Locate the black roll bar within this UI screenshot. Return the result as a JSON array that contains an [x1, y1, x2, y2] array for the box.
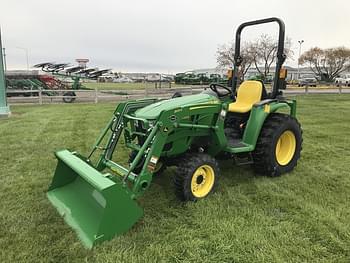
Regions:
[[232, 17, 286, 99]]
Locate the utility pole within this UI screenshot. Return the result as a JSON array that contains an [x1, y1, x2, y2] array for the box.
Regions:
[[0, 28, 10, 117], [2, 47, 6, 72], [297, 40, 304, 80]]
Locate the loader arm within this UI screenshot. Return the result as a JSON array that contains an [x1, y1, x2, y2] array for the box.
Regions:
[[93, 99, 225, 198]]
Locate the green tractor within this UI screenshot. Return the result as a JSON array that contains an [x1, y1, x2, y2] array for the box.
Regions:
[[181, 72, 196, 84], [174, 72, 186, 84], [209, 73, 222, 83], [47, 17, 302, 248]]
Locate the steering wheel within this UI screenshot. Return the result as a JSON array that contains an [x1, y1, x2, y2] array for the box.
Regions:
[[209, 83, 232, 97]]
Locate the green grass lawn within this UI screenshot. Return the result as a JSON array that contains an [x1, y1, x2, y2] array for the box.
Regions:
[[1, 95, 350, 262]]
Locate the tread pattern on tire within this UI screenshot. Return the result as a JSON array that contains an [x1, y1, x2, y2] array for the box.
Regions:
[[252, 113, 303, 177], [174, 153, 219, 201]]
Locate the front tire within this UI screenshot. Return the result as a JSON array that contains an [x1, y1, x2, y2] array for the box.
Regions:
[[174, 153, 219, 201], [252, 113, 302, 176]]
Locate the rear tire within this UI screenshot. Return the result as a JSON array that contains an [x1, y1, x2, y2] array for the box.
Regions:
[[252, 113, 302, 177], [174, 153, 219, 201]]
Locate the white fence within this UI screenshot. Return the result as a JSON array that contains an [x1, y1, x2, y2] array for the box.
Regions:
[[6, 87, 200, 105], [6, 86, 350, 105]]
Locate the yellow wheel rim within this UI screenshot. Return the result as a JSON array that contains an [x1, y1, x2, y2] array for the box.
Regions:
[[191, 165, 215, 198], [275, 130, 296, 165]]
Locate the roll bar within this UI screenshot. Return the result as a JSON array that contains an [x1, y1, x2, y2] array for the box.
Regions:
[[232, 17, 286, 99]]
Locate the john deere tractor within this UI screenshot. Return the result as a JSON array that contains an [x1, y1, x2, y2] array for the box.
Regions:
[[47, 17, 302, 248]]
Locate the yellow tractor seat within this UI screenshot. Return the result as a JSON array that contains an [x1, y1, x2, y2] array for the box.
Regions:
[[228, 80, 263, 113]]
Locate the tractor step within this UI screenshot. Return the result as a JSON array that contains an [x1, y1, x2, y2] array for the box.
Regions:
[[227, 138, 246, 148], [233, 152, 254, 166]]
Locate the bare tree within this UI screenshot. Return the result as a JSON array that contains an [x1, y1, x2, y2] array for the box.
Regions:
[[216, 42, 256, 80], [216, 34, 292, 80], [253, 34, 293, 79], [299, 47, 350, 82], [216, 43, 234, 68]]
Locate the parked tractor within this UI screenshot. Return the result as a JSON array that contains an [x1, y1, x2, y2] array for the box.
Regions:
[[174, 72, 186, 84], [47, 17, 303, 248]]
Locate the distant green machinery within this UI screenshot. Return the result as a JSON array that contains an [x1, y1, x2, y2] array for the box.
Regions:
[[5, 62, 110, 103], [33, 63, 110, 102], [6, 74, 59, 97], [175, 72, 227, 85], [248, 73, 274, 83], [47, 17, 302, 248]]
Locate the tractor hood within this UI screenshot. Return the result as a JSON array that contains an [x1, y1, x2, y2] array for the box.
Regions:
[[134, 93, 220, 119]]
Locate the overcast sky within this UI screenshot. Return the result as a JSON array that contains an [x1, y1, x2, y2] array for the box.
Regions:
[[1, 0, 349, 73]]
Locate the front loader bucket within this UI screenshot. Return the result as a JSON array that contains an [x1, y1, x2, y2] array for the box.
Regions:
[[47, 150, 143, 248]]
